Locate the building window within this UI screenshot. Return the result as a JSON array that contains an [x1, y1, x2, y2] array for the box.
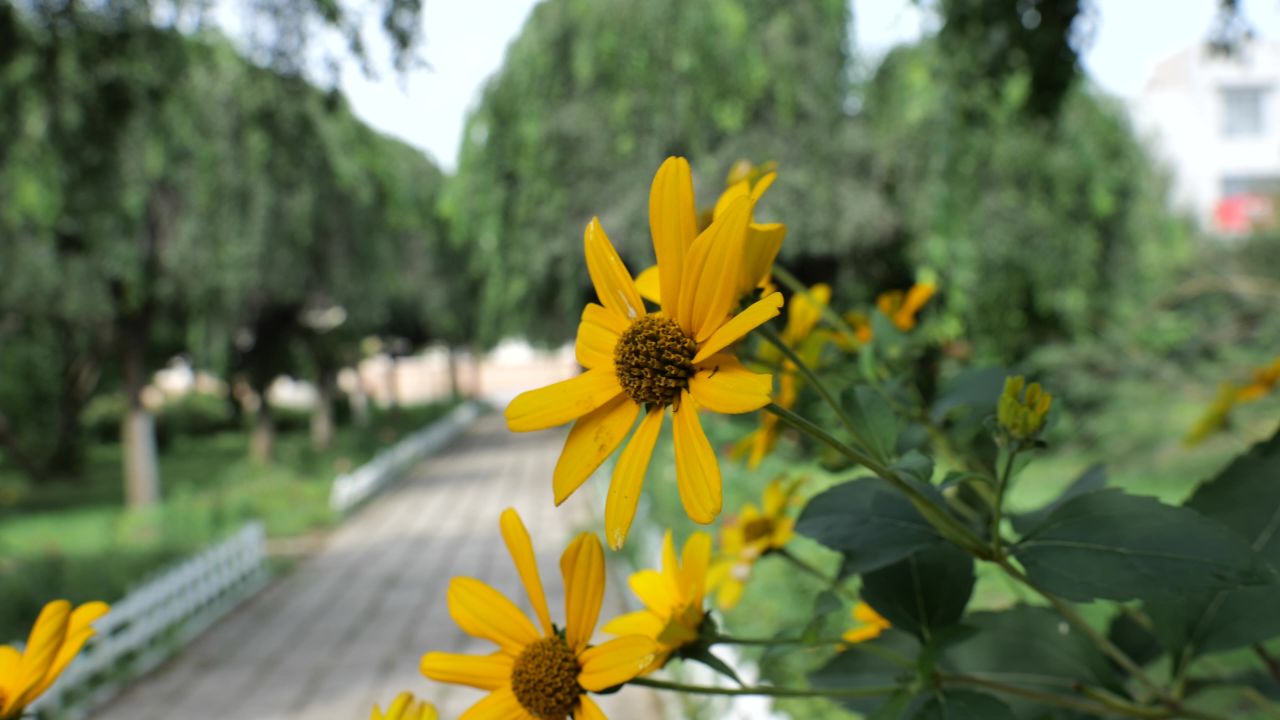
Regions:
[[1222, 86, 1268, 138]]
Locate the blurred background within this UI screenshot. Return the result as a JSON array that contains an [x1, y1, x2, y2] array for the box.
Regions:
[[2, 0, 1280, 717]]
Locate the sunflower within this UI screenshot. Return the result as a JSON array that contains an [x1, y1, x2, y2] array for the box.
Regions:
[[372, 693, 438, 720], [707, 478, 801, 609], [505, 157, 785, 549], [634, 159, 786, 306], [876, 282, 935, 332], [842, 603, 892, 645], [733, 284, 831, 469], [0, 599, 109, 719], [420, 509, 657, 720], [603, 530, 712, 673]]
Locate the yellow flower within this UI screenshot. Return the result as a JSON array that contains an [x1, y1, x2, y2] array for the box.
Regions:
[[996, 376, 1052, 440], [876, 282, 935, 332], [734, 284, 831, 469], [830, 310, 874, 352], [505, 157, 785, 549], [604, 531, 712, 673], [0, 599, 109, 719], [707, 478, 800, 609], [1238, 356, 1280, 402], [420, 509, 657, 720], [371, 692, 438, 720], [635, 160, 786, 306], [842, 603, 891, 645]]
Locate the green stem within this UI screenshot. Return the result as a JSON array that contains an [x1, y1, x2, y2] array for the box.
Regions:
[[764, 403, 990, 558], [630, 676, 903, 699], [939, 673, 1165, 719], [755, 323, 868, 456], [710, 633, 915, 668], [991, 448, 1017, 557]]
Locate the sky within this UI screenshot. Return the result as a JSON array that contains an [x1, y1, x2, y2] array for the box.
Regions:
[[329, 0, 1280, 171]]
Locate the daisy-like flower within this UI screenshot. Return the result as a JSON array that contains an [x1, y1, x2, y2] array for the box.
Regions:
[[876, 282, 935, 332], [842, 602, 892, 645], [634, 159, 786, 306], [420, 509, 657, 720], [1, 599, 109, 719], [505, 158, 785, 549], [603, 530, 712, 673], [707, 478, 801, 609], [734, 284, 831, 469], [372, 692, 438, 720]]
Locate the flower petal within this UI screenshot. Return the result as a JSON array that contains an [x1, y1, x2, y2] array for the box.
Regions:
[[692, 291, 784, 364], [602, 610, 666, 639], [578, 635, 659, 691], [7, 599, 71, 712], [739, 223, 786, 295], [672, 394, 722, 524], [678, 196, 751, 342], [554, 396, 638, 506], [27, 601, 109, 701], [627, 569, 678, 614], [603, 408, 663, 550], [680, 532, 713, 607], [499, 509, 554, 636], [649, 157, 698, 319], [688, 354, 772, 415], [575, 311, 621, 370], [561, 533, 606, 652], [447, 577, 540, 652], [785, 283, 830, 343], [585, 217, 644, 321], [419, 652, 512, 691], [457, 686, 526, 720], [582, 302, 630, 336], [633, 265, 662, 305], [505, 367, 622, 432], [576, 696, 608, 720]]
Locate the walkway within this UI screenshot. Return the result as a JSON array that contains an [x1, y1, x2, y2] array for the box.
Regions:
[[96, 414, 663, 720]]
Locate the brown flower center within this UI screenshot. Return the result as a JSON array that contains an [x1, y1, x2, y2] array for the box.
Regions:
[[742, 517, 775, 544], [511, 636, 582, 719], [613, 315, 697, 408]]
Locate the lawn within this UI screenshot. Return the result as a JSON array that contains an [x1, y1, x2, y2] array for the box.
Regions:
[[0, 401, 456, 641]]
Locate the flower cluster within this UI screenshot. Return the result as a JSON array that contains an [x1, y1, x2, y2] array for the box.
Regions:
[[996, 375, 1053, 441]]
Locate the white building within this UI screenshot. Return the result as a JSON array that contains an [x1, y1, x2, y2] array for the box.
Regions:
[[1132, 38, 1280, 232]]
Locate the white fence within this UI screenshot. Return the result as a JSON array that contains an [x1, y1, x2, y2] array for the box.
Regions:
[[328, 401, 481, 514], [29, 521, 268, 719]]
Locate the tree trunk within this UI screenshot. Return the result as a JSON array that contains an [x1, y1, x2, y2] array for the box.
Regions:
[[310, 368, 335, 450], [447, 346, 462, 401], [350, 373, 371, 427], [385, 356, 400, 421], [121, 328, 159, 508], [250, 401, 275, 464]]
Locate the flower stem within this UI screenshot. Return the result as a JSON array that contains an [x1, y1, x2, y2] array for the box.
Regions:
[[711, 633, 915, 668], [991, 448, 1018, 556], [938, 673, 1168, 719], [776, 548, 858, 603], [630, 676, 903, 699]]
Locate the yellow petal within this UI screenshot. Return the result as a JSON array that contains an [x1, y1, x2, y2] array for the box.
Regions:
[[505, 367, 622, 432], [577, 696, 608, 720], [715, 577, 745, 610], [628, 569, 678, 614], [602, 610, 666, 639], [584, 217, 645, 321], [555, 396, 638, 506], [457, 686, 525, 720], [561, 533, 606, 652], [786, 283, 831, 343], [750, 171, 777, 202], [688, 354, 772, 415], [692, 292, 784, 364], [649, 157, 698, 320], [447, 577, 540, 653], [582, 302, 629, 336], [680, 532, 713, 607], [660, 531, 680, 581], [575, 311, 621, 369], [7, 599, 71, 712], [673, 395, 722, 524], [842, 625, 884, 644], [679, 196, 751, 342], [604, 408, 663, 549], [634, 265, 662, 305], [26, 601, 109, 702], [375, 692, 414, 720], [739, 223, 786, 294], [499, 509, 554, 636], [712, 179, 751, 221], [577, 635, 658, 691], [419, 652, 512, 691]]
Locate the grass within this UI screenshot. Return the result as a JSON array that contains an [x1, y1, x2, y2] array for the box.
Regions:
[[633, 357, 1280, 720], [0, 401, 456, 641]]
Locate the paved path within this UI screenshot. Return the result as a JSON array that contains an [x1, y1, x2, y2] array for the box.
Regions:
[[97, 414, 663, 720]]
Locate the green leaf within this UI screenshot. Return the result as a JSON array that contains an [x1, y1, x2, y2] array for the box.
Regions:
[[893, 450, 936, 485], [809, 631, 918, 715], [1107, 610, 1164, 669], [1013, 488, 1273, 602], [1010, 463, 1107, 534], [843, 384, 901, 462], [1144, 430, 1280, 656], [796, 478, 946, 573], [944, 606, 1122, 694], [862, 545, 975, 642], [906, 689, 1018, 720], [929, 366, 1008, 425]]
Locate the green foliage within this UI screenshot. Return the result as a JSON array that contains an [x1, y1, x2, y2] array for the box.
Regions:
[[797, 478, 945, 574], [860, 545, 975, 643]]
